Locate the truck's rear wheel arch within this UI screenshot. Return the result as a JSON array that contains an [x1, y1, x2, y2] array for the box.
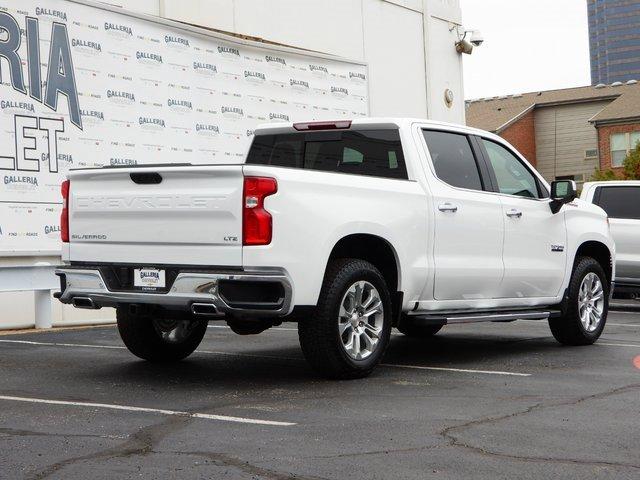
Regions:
[[326, 234, 402, 320], [574, 241, 613, 285], [327, 235, 400, 291]]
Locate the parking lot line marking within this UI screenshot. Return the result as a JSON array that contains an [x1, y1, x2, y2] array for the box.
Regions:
[[607, 323, 640, 327], [5, 338, 637, 372], [0, 395, 295, 427], [210, 324, 407, 337], [208, 325, 298, 332], [197, 349, 300, 361], [0, 339, 125, 349], [599, 342, 640, 348], [380, 363, 531, 376], [0, 339, 301, 360]]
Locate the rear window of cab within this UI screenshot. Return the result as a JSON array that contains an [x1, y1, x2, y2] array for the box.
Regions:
[[245, 129, 408, 180]]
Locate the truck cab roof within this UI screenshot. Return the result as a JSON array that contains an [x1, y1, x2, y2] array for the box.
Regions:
[[253, 117, 500, 142]]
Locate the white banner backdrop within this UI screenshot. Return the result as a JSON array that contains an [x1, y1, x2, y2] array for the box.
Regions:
[[0, 0, 369, 255]]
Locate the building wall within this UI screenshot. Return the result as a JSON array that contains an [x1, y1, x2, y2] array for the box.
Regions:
[[120, 0, 466, 123], [596, 122, 640, 172], [533, 101, 609, 183], [588, 0, 640, 84], [0, 0, 467, 330], [499, 110, 537, 167], [0, 290, 114, 330]]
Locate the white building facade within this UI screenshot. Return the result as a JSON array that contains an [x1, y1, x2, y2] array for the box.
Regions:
[[119, 0, 466, 122], [0, 0, 465, 329]]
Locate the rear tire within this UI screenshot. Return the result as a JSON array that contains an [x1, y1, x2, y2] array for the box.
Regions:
[[116, 306, 207, 362], [549, 257, 609, 346], [298, 259, 392, 379], [397, 322, 443, 338]]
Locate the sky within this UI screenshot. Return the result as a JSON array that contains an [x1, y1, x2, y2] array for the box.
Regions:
[[459, 0, 591, 99]]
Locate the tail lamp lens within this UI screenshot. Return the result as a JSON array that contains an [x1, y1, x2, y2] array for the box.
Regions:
[[60, 180, 70, 243], [243, 176, 277, 245]]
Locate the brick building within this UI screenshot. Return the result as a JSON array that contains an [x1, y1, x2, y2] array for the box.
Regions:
[[466, 82, 640, 184]]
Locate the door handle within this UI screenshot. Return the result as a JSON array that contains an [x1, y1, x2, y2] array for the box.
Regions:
[[506, 209, 523, 218], [438, 203, 458, 213]]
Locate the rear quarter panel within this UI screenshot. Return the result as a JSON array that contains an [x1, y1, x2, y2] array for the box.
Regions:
[[242, 164, 429, 307]]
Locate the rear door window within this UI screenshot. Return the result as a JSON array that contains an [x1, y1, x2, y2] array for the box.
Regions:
[[246, 129, 408, 180], [422, 130, 484, 191], [594, 186, 640, 220]]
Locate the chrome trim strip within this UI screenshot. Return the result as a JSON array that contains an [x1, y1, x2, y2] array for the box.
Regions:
[[55, 267, 293, 317], [408, 310, 551, 326], [445, 311, 550, 323]]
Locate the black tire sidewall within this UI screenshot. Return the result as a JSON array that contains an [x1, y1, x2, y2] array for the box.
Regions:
[[326, 262, 393, 371], [550, 257, 610, 345], [117, 306, 207, 361], [570, 259, 609, 339]]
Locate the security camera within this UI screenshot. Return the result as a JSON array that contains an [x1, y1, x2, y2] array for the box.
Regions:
[[469, 30, 484, 47], [455, 38, 474, 55]]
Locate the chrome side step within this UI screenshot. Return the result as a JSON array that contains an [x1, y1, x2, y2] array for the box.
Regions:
[[407, 310, 557, 327]]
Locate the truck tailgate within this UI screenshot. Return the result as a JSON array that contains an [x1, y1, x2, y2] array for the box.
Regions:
[[67, 165, 244, 266]]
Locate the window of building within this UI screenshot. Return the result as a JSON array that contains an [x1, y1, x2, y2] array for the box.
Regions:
[[585, 148, 598, 160], [610, 131, 640, 167], [556, 174, 584, 182]]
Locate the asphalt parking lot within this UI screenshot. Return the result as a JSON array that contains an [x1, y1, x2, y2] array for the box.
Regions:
[[0, 308, 639, 480]]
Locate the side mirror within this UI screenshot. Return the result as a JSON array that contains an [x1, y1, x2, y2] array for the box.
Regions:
[[549, 180, 577, 214]]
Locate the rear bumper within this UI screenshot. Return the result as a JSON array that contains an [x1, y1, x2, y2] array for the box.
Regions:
[[54, 266, 293, 317]]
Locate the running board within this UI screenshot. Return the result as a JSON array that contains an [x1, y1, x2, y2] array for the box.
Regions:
[[407, 310, 558, 327]]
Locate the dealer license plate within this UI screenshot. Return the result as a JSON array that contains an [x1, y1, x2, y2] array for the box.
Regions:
[[133, 268, 166, 289]]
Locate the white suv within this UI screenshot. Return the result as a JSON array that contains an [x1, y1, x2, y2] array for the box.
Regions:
[[55, 119, 615, 378], [582, 181, 640, 298]]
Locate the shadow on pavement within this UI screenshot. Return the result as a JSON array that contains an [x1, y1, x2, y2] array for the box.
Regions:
[[70, 329, 565, 388]]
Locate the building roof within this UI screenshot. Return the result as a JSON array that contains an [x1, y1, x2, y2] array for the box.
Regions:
[[466, 82, 640, 132]]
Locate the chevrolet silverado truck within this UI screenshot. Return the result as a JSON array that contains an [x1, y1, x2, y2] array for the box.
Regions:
[[55, 118, 615, 379]]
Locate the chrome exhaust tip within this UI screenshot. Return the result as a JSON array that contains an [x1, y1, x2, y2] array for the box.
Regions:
[[191, 303, 221, 316], [72, 297, 98, 309]]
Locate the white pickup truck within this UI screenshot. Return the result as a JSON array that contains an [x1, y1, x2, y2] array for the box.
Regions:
[[581, 181, 640, 298], [55, 118, 615, 378]]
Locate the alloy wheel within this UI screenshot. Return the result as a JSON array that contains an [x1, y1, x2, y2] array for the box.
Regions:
[[578, 272, 605, 333], [153, 318, 200, 344], [338, 281, 384, 360]]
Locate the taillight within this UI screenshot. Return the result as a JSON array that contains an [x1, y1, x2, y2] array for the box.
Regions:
[[60, 180, 70, 243], [243, 176, 277, 246]]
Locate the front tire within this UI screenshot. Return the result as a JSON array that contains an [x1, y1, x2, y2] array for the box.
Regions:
[[298, 259, 392, 379], [549, 257, 609, 346], [117, 306, 207, 362]]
